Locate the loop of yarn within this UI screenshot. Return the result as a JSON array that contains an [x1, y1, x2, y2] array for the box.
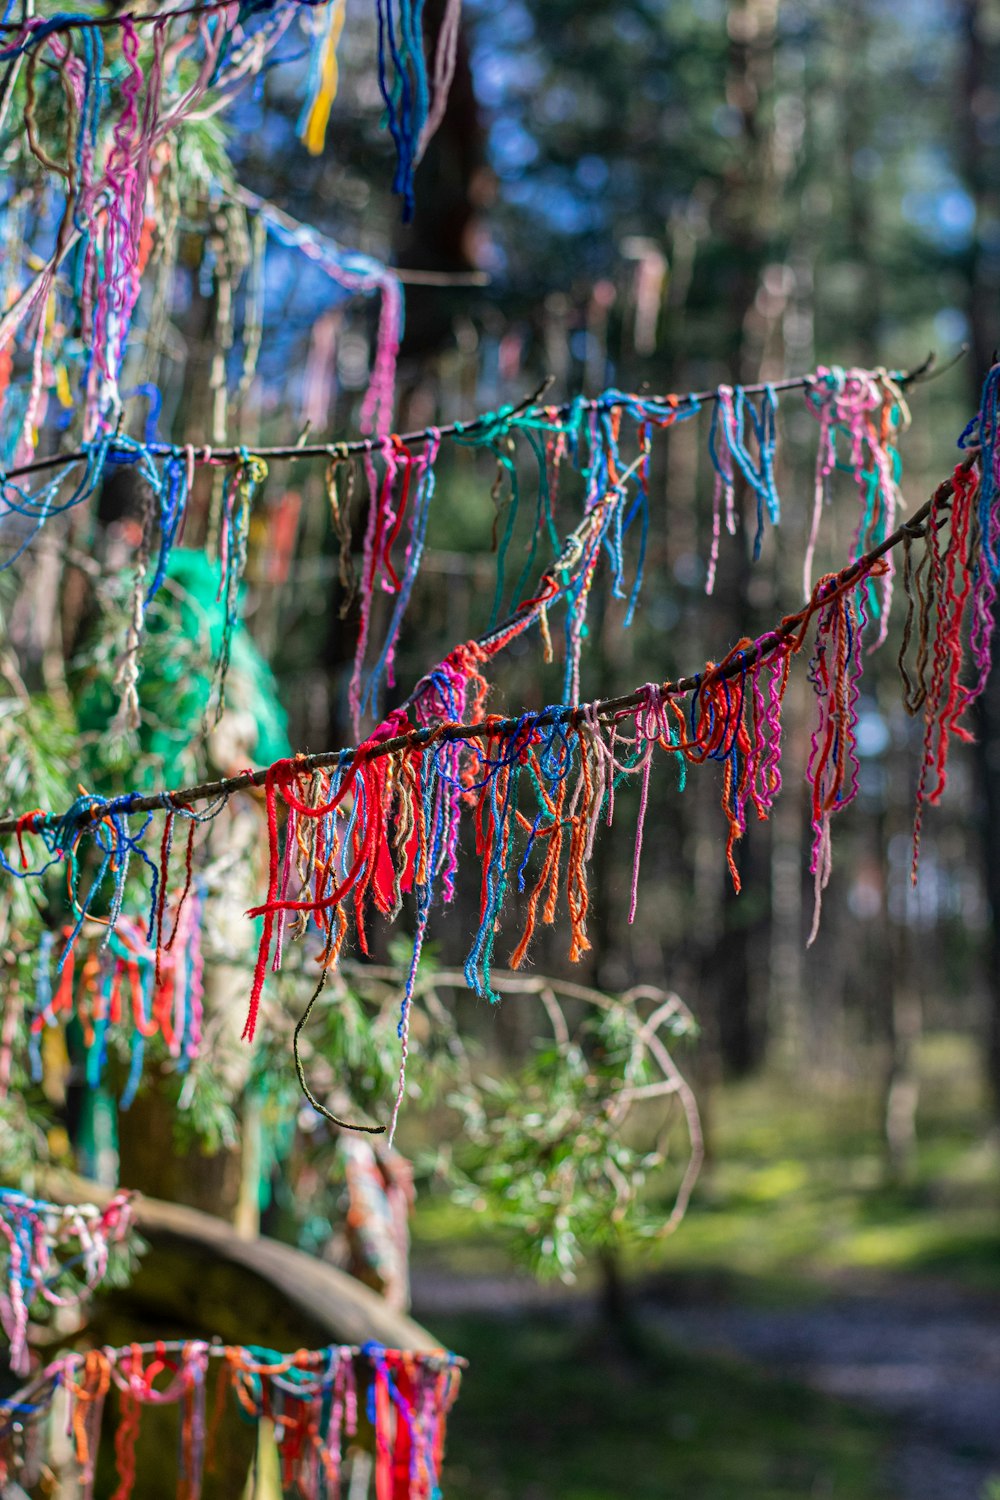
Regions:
[[0, 1189, 135, 1375]]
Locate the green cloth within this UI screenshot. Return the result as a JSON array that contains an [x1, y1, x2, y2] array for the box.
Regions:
[[78, 547, 291, 778]]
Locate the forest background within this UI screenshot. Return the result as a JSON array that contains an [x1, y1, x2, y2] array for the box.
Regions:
[[6, 0, 1000, 1496]]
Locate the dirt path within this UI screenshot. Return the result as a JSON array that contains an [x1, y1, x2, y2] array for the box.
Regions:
[[412, 1269, 1000, 1499], [643, 1281, 1000, 1500]]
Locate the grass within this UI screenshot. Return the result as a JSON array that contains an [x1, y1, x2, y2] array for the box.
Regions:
[[646, 1032, 1000, 1295], [432, 1313, 895, 1500]]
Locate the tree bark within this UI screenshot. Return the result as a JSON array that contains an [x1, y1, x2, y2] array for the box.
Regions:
[[700, 0, 782, 1078]]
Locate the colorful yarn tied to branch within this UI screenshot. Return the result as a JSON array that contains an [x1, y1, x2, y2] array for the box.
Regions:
[[803, 365, 909, 634], [2, 74, 403, 477], [0, 0, 438, 225], [242, 474, 968, 1133], [0, 1337, 463, 1500], [0, 1189, 135, 1375], [1, 2, 306, 446], [25, 888, 205, 1111], [346, 365, 909, 731], [805, 563, 881, 941], [0, 401, 989, 1134], [902, 458, 997, 880], [2, 362, 912, 636], [0, 362, 919, 758]]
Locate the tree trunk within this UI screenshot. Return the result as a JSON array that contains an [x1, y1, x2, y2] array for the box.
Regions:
[[700, 0, 782, 1079]]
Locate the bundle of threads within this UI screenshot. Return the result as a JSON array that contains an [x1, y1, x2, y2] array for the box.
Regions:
[[805, 566, 877, 941], [0, 1338, 463, 1500], [347, 367, 910, 733], [1, 5, 407, 465], [962, 362, 1000, 579], [298, 0, 462, 203], [298, 0, 349, 155], [0, 1189, 135, 1375], [210, 451, 270, 725], [705, 382, 780, 589], [26, 883, 205, 1111], [0, 0, 336, 454], [234, 188, 403, 438], [374, 0, 464, 218], [803, 366, 910, 631], [902, 456, 997, 879]]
